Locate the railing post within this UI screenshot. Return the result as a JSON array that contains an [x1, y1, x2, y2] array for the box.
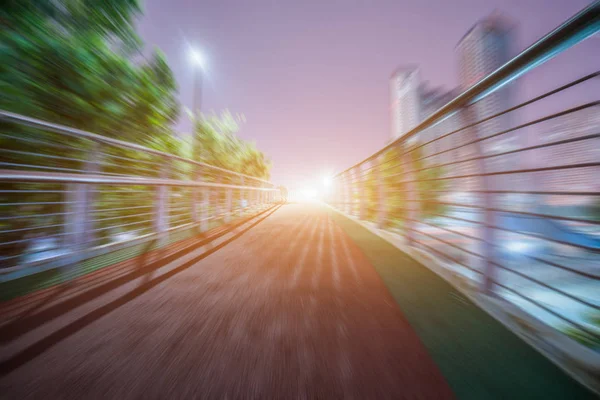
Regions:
[[481, 187, 497, 294], [84, 142, 102, 246], [201, 186, 209, 232], [358, 166, 366, 219], [240, 176, 245, 214], [260, 185, 264, 207], [375, 156, 387, 228], [339, 174, 344, 211], [335, 178, 343, 210], [349, 168, 357, 217], [225, 187, 233, 223], [343, 172, 351, 214], [64, 182, 87, 265], [214, 176, 222, 220], [64, 141, 100, 271], [192, 166, 201, 229], [463, 106, 498, 295], [154, 157, 169, 245], [402, 143, 419, 246], [330, 180, 336, 207]]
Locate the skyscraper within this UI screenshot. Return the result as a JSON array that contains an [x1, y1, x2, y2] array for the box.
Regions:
[[419, 86, 461, 166], [456, 12, 516, 188], [389, 66, 421, 141]]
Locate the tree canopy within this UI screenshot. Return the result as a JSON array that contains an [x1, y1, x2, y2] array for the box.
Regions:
[[0, 1, 273, 265], [192, 111, 272, 180], [1, 0, 177, 148]]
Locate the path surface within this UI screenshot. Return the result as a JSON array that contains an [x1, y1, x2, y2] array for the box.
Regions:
[[0, 203, 454, 399]]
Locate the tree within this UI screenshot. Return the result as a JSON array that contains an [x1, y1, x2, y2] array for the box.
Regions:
[[1, 2, 177, 145], [362, 142, 446, 229], [191, 111, 272, 180], [1, 0, 141, 46], [0, 0, 180, 262]]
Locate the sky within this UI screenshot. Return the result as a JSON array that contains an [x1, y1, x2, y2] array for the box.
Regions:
[[137, 0, 598, 188]]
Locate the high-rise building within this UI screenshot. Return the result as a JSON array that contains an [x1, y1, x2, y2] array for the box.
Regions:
[[456, 12, 516, 189], [389, 67, 421, 141], [388, 68, 462, 169], [388, 13, 517, 191], [419, 86, 461, 166]]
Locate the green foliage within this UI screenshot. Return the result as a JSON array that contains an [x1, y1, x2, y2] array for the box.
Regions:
[[1, 0, 142, 47], [0, 0, 181, 261], [562, 311, 600, 350], [362, 142, 446, 229], [0, 1, 276, 267], [192, 111, 272, 180], [0, 5, 178, 143], [0, 0, 179, 161]]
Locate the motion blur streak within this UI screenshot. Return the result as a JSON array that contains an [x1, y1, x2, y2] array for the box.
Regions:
[[1, 0, 599, 399]]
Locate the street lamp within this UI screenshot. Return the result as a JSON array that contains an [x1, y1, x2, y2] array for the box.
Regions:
[[189, 49, 206, 114], [190, 49, 205, 68], [189, 49, 206, 225]]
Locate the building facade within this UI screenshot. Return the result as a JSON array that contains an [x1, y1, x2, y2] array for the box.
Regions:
[[456, 13, 516, 190], [389, 67, 421, 141], [388, 13, 518, 193]]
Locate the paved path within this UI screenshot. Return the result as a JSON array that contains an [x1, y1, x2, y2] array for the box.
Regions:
[[0, 204, 453, 399]]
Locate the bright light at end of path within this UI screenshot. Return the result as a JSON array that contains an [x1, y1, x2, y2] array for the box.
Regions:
[[299, 188, 318, 202], [302, 188, 317, 199], [322, 176, 332, 188]]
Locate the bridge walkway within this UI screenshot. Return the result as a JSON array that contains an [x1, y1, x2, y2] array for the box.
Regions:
[[0, 203, 592, 399]]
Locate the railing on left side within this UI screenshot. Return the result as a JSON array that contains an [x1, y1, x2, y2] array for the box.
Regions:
[[0, 110, 280, 282]]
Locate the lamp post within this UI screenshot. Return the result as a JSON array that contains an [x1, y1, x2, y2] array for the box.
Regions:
[[190, 49, 205, 114], [189, 49, 206, 229]]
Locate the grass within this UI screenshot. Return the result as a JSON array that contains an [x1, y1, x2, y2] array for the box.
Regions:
[[329, 208, 596, 399]]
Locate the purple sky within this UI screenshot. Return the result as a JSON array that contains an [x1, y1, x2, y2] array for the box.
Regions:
[[137, 0, 598, 188]]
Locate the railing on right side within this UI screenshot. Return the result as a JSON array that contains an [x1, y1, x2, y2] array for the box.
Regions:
[[329, 3, 600, 350]]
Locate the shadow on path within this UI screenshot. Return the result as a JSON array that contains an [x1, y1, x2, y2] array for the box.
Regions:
[[0, 206, 281, 372]]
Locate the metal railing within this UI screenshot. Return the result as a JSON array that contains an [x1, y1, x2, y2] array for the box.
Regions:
[[0, 111, 279, 282], [329, 2, 600, 347]]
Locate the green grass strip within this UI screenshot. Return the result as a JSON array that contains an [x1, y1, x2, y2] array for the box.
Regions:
[[329, 209, 595, 399]]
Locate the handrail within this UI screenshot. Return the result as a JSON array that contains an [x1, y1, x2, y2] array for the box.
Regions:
[[0, 170, 278, 190], [0, 109, 274, 185]]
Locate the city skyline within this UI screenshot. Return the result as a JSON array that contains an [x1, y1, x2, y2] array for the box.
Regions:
[[389, 11, 515, 195], [389, 12, 513, 141], [137, 0, 598, 189]]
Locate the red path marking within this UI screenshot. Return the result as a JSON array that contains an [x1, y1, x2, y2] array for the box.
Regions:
[[1, 204, 454, 399]]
